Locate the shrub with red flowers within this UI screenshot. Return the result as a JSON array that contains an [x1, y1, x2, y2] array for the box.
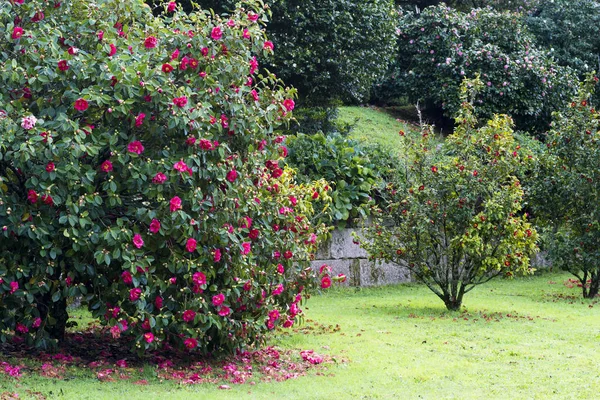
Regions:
[[529, 75, 600, 299], [0, 0, 330, 353], [357, 77, 539, 310]]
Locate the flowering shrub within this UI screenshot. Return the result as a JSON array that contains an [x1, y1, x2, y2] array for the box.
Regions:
[[529, 75, 600, 299], [379, 5, 577, 134], [0, 0, 331, 353], [358, 78, 539, 310]]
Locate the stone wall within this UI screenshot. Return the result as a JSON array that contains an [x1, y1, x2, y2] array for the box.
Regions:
[[311, 228, 411, 287]]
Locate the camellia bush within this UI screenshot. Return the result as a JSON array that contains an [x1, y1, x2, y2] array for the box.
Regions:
[[380, 5, 577, 134], [358, 77, 539, 311], [529, 75, 600, 298], [0, 0, 334, 353]]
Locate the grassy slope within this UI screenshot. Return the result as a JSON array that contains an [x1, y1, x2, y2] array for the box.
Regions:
[[3, 273, 599, 399], [337, 106, 420, 150]]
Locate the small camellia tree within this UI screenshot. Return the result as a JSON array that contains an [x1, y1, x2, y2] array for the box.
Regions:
[[530, 75, 600, 298], [0, 0, 332, 353], [358, 77, 538, 310]]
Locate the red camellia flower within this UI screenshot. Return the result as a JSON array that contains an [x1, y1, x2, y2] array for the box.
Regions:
[[149, 219, 161, 234], [263, 41, 274, 51], [129, 288, 142, 302], [249, 229, 260, 240], [162, 63, 174, 73], [170, 196, 182, 212], [218, 306, 231, 317], [135, 113, 146, 127], [12, 27, 24, 40], [41, 194, 53, 205], [27, 190, 38, 204], [167, 1, 177, 12], [214, 249, 222, 262], [226, 170, 237, 182], [100, 160, 113, 172], [211, 26, 223, 40], [144, 36, 157, 49], [108, 43, 117, 56], [173, 96, 188, 108], [155, 296, 163, 309], [132, 234, 144, 249], [144, 332, 154, 343], [182, 309, 196, 323], [283, 250, 293, 259], [186, 238, 197, 253], [58, 60, 69, 71], [241, 242, 251, 255], [74, 98, 89, 112], [46, 162, 55, 172], [212, 293, 225, 306], [121, 271, 133, 285], [431, 166, 438, 173], [152, 172, 167, 184], [127, 141, 144, 154], [184, 338, 197, 349], [321, 276, 332, 289], [283, 99, 295, 111]]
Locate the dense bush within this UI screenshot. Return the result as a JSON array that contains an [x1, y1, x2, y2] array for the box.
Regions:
[[358, 78, 539, 310], [526, 0, 600, 75], [0, 0, 332, 353], [379, 5, 577, 134], [285, 133, 384, 226], [529, 75, 600, 298]]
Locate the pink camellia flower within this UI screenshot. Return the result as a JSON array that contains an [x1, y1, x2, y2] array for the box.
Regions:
[[16, 323, 29, 334], [192, 272, 206, 286], [268, 309, 280, 321], [321, 276, 332, 289], [173, 159, 192, 175], [212, 293, 225, 307], [154, 296, 163, 309], [129, 288, 142, 302], [214, 249, 222, 262], [186, 238, 197, 253], [173, 96, 188, 108], [74, 98, 89, 111], [184, 337, 197, 349], [46, 162, 55, 172], [243, 280, 252, 291], [249, 56, 259, 75], [282, 318, 294, 328], [167, 1, 177, 12], [162, 63, 174, 73], [250, 89, 259, 101], [211, 26, 223, 41], [218, 306, 231, 317], [116, 359, 128, 368], [241, 242, 251, 255], [65, 276, 73, 286], [277, 264, 285, 274], [27, 189, 38, 204], [144, 36, 157, 49], [108, 43, 117, 56], [100, 160, 113, 172], [319, 264, 331, 274], [144, 332, 154, 343], [9, 281, 19, 294], [132, 234, 144, 249], [169, 277, 177, 285], [12, 27, 24, 40], [121, 271, 133, 285], [97, 30, 104, 41], [289, 302, 300, 317], [266, 320, 275, 330], [152, 172, 167, 184], [32, 317, 42, 329], [273, 284, 284, 296], [263, 41, 274, 51], [248, 12, 259, 22], [283, 98, 295, 111], [242, 28, 251, 39], [127, 141, 144, 155], [182, 309, 196, 323], [336, 273, 347, 283], [149, 219, 161, 234], [226, 170, 237, 182], [135, 113, 146, 127], [169, 196, 182, 212], [58, 60, 69, 71], [249, 229, 260, 240], [21, 115, 37, 130], [67, 46, 78, 55]]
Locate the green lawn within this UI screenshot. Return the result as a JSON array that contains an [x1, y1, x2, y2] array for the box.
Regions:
[[2, 272, 599, 399], [338, 106, 421, 151]]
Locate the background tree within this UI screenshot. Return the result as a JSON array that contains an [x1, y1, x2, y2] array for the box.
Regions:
[[529, 75, 600, 298], [358, 78, 538, 311]]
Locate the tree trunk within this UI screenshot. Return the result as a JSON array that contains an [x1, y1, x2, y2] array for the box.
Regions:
[[584, 276, 599, 299], [443, 296, 463, 311]]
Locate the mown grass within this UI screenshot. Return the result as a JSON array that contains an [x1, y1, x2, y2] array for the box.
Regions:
[[2, 272, 599, 399]]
